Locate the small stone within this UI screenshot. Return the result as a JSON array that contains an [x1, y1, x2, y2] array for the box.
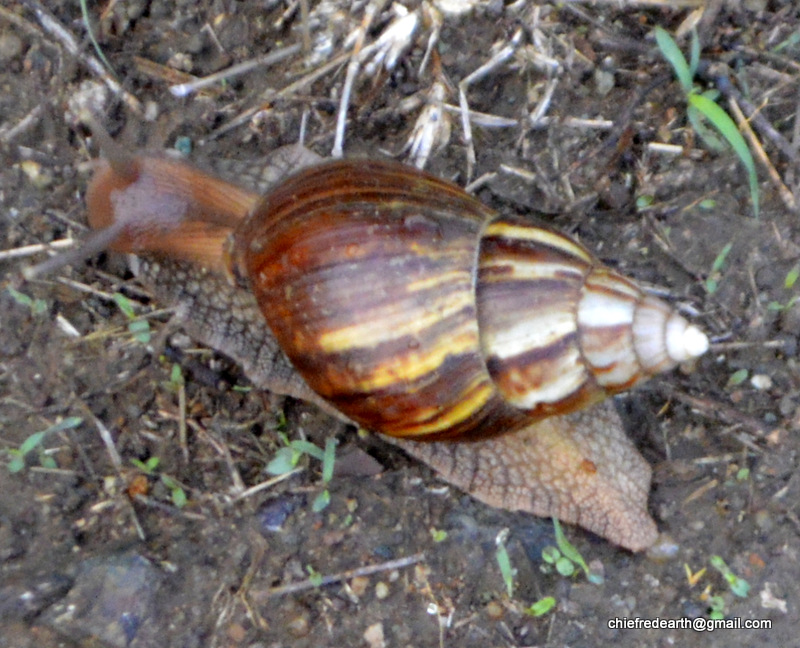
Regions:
[[646, 533, 680, 562], [349, 575, 369, 598], [375, 581, 390, 599], [750, 374, 773, 390], [363, 622, 385, 648], [486, 600, 504, 619], [286, 614, 310, 638], [0, 32, 23, 63]]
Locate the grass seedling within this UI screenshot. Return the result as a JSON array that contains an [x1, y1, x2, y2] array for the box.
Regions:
[[6, 417, 83, 473], [430, 528, 448, 543], [79, 0, 117, 78], [130, 456, 188, 508], [705, 242, 733, 294], [266, 436, 338, 512], [113, 292, 151, 344], [654, 26, 759, 218], [556, 518, 603, 584], [767, 265, 799, 312], [306, 564, 324, 587], [710, 555, 750, 598], [707, 593, 727, 620], [7, 287, 47, 316], [495, 528, 515, 598], [540, 519, 603, 584]]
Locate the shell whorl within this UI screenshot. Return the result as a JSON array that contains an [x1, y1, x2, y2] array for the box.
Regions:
[[234, 159, 708, 440], [477, 216, 708, 416]]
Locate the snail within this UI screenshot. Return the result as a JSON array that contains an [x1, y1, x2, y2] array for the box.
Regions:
[[38, 137, 709, 552]]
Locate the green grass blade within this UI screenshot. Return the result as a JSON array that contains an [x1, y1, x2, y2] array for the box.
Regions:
[[687, 104, 726, 152], [654, 26, 693, 93], [80, 0, 117, 78], [689, 28, 700, 78], [688, 93, 760, 217]]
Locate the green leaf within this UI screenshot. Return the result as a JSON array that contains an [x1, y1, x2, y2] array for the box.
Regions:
[[711, 242, 733, 273], [728, 369, 749, 386], [18, 431, 48, 457], [7, 456, 25, 473], [688, 103, 727, 152], [321, 437, 337, 483], [8, 286, 35, 308], [730, 577, 750, 598], [689, 28, 700, 78], [555, 556, 575, 577], [525, 596, 556, 617], [430, 528, 448, 542], [113, 292, 136, 318], [495, 540, 515, 598], [541, 546, 560, 564], [290, 440, 325, 461], [7, 287, 47, 315], [785, 266, 799, 289], [266, 447, 300, 475], [129, 319, 151, 344], [654, 26, 694, 93], [161, 475, 187, 508], [312, 489, 330, 512], [306, 565, 323, 587], [688, 93, 759, 217], [552, 518, 589, 574]]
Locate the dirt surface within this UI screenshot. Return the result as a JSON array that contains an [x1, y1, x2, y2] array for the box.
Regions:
[[1, 1, 799, 647]]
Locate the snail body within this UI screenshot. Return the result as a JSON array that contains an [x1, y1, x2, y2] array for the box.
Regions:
[[74, 146, 708, 551]]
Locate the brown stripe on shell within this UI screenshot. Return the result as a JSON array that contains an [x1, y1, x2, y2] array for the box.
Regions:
[[235, 159, 525, 439]]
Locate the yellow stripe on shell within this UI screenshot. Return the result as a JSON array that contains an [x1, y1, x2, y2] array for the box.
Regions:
[[393, 379, 496, 437], [317, 280, 474, 356], [347, 325, 479, 392], [483, 221, 595, 264]]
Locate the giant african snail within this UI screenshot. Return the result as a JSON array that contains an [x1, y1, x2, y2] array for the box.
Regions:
[[36, 140, 709, 551]]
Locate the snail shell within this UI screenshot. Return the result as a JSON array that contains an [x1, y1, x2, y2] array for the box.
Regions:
[[230, 159, 708, 440], [33, 145, 713, 551]]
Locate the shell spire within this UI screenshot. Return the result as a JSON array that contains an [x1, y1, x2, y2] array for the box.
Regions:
[[476, 216, 708, 417]]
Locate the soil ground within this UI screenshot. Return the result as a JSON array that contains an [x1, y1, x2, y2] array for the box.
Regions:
[[1, 1, 799, 647]]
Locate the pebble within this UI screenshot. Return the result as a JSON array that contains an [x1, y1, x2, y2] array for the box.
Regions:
[[0, 32, 23, 63]]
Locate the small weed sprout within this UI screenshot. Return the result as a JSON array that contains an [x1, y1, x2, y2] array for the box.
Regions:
[[495, 528, 516, 598], [540, 518, 604, 584], [130, 456, 160, 474], [266, 436, 338, 512], [113, 292, 151, 344], [705, 242, 733, 294], [305, 564, 323, 588], [654, 26, 759, 218], [707, 593, 727, 620], [686, 555, 750, 619], [710, 555, 750, 598], [130, 456, 188, 508], [726, 368, 749, 388], [7, 287, 47, 316], [523, 596, 556, 617], [6, 417, 83, 473], [767, 265, 799, 312], [430, 528, 448, 543]]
